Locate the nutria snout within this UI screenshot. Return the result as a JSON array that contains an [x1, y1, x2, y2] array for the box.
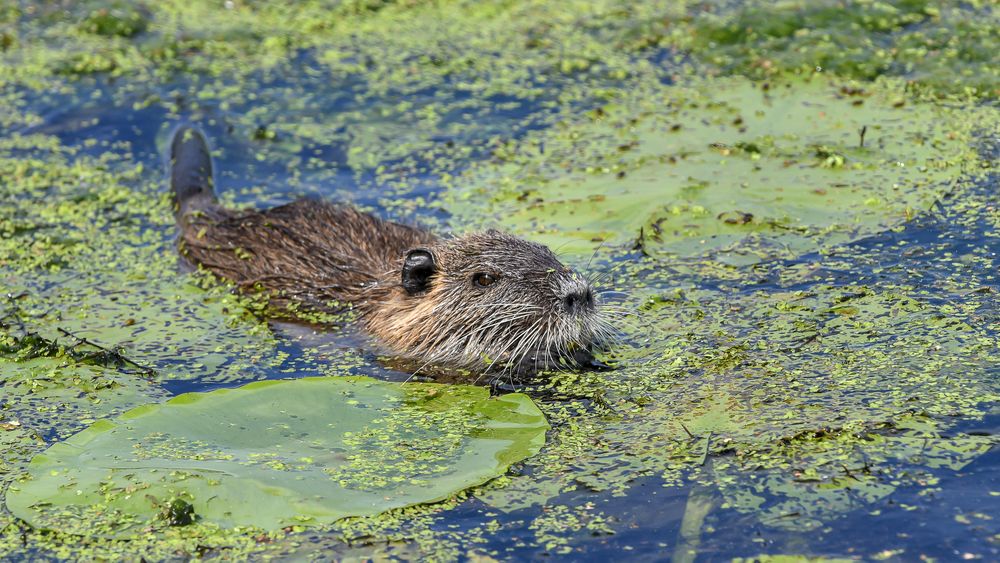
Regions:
[[169, 125, 613, 373]]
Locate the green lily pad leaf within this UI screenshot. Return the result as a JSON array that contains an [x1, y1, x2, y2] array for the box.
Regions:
[[450, 76, 976, 261], [6, 377, 548, 536]]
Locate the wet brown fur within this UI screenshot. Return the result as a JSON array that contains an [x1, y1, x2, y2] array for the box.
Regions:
[[171, 126, 610, 372], [179, 199, 435, 316]]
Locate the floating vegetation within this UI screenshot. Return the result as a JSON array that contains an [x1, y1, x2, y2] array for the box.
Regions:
[[8, 377, 547, 535], [686, 0, 999, 99], [448, 75, 981, 261]]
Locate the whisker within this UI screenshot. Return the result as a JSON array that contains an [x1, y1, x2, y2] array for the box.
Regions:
[[586, 238, 608, 271]]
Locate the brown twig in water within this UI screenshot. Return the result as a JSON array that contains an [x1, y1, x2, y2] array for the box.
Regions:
[[56, 327, 156, 377]]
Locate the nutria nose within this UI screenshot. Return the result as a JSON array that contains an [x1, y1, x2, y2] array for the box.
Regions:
[[562, 287, 595, 315]]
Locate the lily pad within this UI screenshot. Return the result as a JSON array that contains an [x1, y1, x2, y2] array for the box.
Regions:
[[6, 377, 548, 536], [450, 75, 974, 261]]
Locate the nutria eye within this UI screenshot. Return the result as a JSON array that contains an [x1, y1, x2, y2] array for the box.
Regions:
[[472, 273, 497, 288]]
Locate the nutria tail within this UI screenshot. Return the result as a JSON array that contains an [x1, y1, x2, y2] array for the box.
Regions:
[[169, 125, 217, 219]]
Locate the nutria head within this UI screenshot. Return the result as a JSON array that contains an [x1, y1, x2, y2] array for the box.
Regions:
[[363, 229, 613, 373]]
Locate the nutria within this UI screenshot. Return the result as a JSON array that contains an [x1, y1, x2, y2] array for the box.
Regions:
[[169, 126, 612, 373]]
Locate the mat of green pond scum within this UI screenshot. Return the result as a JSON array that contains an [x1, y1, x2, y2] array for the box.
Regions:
[[6, 377, 548, 536]]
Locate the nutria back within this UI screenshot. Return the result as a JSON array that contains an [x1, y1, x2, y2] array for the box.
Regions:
[[170, 126, 611, 372], [179, 199, 436, 314]]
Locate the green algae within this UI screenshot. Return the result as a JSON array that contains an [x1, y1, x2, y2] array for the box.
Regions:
[[686, 0, 999, 99], [0, 133, 283, 385], [469, 274, 1000, 540], [3, 0, 995, 101], [80, 4, 148, 39], [714, 416, 994, 531]]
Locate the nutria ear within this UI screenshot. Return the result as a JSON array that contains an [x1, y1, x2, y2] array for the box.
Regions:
[[402, 249, 436, 295]]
